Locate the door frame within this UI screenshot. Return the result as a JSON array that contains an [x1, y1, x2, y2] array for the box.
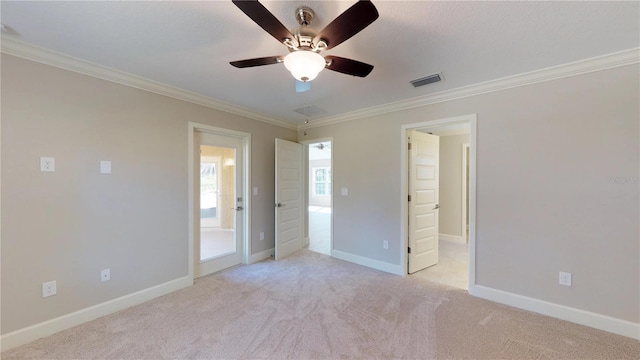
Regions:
[[462, 143, 470, 242], [300, 137, 334, 256], [188, 122, 251, 279], [400, 114, 476, 289]]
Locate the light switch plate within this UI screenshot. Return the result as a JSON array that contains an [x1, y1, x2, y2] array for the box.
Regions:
[[100, 161, 112, 174], [341, 188, 348, 196], [559, 271, 572, 287]]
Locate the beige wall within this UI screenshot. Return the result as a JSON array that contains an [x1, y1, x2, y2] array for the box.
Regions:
[[0, 54, 296, 334], [299, 64, 639, 323], [439, 134, 470, 237]]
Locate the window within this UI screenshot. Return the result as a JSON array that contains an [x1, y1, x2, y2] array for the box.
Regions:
[[313, 167, 331, 196]]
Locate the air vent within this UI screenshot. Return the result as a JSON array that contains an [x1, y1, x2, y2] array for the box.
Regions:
[[293, 105, 328, 117], [410, 73, 443, 87]]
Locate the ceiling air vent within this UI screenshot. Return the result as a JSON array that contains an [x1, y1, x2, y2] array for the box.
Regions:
[[293, 105, 328, 117], [410, 73, 443, 88]]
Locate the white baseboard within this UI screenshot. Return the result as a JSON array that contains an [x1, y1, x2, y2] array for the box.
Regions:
[[439, 233, 465, 243], [0, 276, 193, 351], [249, 248, 274, 264], [332, 250, 403, 275], [469, 284, 640, 340]]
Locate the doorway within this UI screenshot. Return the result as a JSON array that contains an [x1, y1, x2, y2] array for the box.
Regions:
[[306, 140, 332, 255], [189, 123, 250, 279], [401, 115, 476, 291]]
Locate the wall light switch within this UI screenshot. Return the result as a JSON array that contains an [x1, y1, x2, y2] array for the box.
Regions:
[[100, 161, 112, 174], [559, 271, 572, 287], [253, 186, 258, 195], [40, 157, 55, 172], [341, 188, 348, 196], [260, 232, 265, 241]]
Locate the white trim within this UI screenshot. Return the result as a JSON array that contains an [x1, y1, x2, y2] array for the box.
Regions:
[[188, 123, 251, 280], [249, 248, 275, 264], [439, 234, 464, 244], [461, 143, 470, 243], [4, 36, 636, 133], [0, 276, 192, 351], [469, 285, 640, 340], [332, 250, 403, 276], [401, 115, 477, 288], [299, 48, 640, 130], [0, 36, 295, 130]]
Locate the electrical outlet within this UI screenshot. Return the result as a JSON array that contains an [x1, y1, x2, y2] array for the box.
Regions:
[[260, 232, 265, 241], [341, 187, 348, 196], [383, 240, 389, 250], [253, 186, 258, 195], [42, 280, 57, 297], [40, 157, 55, 172], [101, 268, 111, 282], [559, 271, 572, 287]]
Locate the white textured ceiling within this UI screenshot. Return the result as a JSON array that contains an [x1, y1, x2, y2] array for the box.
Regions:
[[1, 1, 638, 125]]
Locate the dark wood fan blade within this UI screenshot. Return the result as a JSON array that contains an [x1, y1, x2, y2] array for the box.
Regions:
[[230, 56, 284, 68], [314, 1, 379, 50], [325, 56, 374, 77], [232, 0, 296, 46]]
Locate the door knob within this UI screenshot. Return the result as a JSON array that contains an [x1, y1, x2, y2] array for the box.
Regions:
[[233, 206, 243, 211], [276, 203, 284, 208], [434, 204, 440, 210]]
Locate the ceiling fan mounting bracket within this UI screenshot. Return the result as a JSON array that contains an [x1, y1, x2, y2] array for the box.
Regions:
[[295, 6, 315, 26]]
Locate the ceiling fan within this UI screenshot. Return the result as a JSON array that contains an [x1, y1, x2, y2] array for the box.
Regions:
[[230, 0, 379, 83]]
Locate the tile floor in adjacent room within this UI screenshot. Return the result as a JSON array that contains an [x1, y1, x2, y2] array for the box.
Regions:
[[412, 239, 469, 289], [200, 228, 235, 260], [308, 206, 331, 255]]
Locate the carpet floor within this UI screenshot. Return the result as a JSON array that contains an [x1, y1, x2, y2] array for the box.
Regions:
[[2, 250, 639, 359]]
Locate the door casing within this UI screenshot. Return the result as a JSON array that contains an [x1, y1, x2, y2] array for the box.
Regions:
[[188, 122, 251, 279], [400, 115, 477, 289]]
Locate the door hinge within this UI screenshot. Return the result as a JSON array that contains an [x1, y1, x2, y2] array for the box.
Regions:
[[408, 194, 411, 202], [408, 143, 412, 150], [408, 247, 411, 254]]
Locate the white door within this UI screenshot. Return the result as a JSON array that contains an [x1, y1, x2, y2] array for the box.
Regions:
[[408, 130, 439, 274], [195, 132, 244, 278], [275, 138, 303, 260]]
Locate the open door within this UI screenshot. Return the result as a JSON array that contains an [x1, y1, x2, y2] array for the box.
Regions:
[[275, 138, 304, 260], [408, 130, 440, 274]]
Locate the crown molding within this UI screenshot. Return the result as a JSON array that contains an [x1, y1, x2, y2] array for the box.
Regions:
[[299, 47, 640, 130], [3, 36, 637, 133], [0, 36, 296, 130]]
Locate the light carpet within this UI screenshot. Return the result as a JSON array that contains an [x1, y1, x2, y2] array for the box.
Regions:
[[2, 250, 639, 359]]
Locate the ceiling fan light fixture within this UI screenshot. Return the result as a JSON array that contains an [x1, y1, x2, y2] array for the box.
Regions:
[[283, 51, 325, 82]]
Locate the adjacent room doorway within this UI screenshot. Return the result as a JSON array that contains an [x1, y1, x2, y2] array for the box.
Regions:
[[401, 115, 476, 291], [306, 140, 332, 255]]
